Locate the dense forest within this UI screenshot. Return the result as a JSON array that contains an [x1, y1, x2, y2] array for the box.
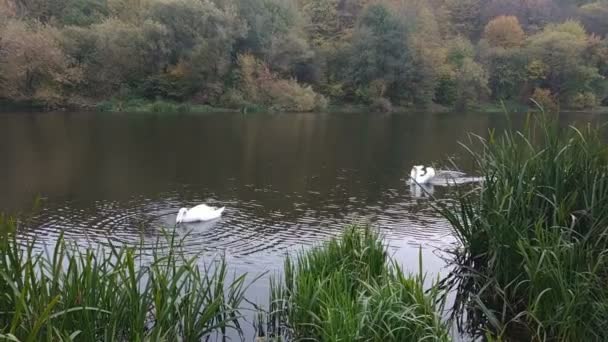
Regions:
[[0, 0, 607, 112]]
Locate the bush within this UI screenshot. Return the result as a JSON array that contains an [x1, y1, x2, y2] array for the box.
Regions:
[[434, 74, 457, 106], [235, 53, 327, 112], [568, 91, 598, 109], [0, 20, 82, 107], [437, 113, 608, 340], [531, 87, 558, 112], [266, 226, 449, 341], [369, 97, 393, 112]]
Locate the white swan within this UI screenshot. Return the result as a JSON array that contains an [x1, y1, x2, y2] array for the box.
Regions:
[[410, 165, 436, 184], [176, 204, 225, 224]]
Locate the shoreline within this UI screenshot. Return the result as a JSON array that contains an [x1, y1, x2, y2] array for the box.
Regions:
[[2, 98, 608, 115]]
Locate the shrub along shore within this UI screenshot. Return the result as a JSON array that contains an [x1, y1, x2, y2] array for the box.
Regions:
[[437, 113, 608, 341]]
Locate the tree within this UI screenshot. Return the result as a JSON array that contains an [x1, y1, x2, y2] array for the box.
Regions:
[[479, 16, 526, 100], [146, 0, 245, 101], [299, 0, 341, 45], [237, 0, 314, 80], [481, 0, 561, 34], [0, 20, 81, 106], [107, 0, 148, 22], [478, 40, 527, 101], [454, 57, 489, 109], [56, 0, 109, 26], [230, 53, 327, 111], [526, 20, 602, 105], [436, 36, 488, 108], [578, 2, 608, 36], [401, 0, 447, 106], [7, 0, 109, 25], [444, 0, 482, 39], [347, 3, 413, 104], [483, 15, 525, 48], [149, 0, 244, 65], [65, 18, 170, 97]]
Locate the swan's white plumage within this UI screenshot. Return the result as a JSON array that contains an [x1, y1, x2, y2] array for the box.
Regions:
[[176, 204, 225, 224], [410, 165, 436, 184]]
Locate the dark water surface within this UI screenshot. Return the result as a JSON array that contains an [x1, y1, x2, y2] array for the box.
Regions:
[[0, 110, 604, 337]]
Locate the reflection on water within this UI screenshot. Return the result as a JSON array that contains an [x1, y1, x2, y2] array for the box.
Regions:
[[0, 111, 602, 277], [410, 183, 435, 198]]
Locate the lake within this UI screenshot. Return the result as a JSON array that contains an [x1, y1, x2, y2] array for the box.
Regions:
[[0, 110, 603, 338]]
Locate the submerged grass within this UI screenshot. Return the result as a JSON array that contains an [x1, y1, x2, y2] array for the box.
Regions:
[[436, 112, 608, 340], [264, 226, 450, 341], [0, 215, 252, 341]]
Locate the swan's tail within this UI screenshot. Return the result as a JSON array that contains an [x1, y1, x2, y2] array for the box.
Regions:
[[216, 207, 226, 215]]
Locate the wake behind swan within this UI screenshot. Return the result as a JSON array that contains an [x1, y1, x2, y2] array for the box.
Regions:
[[407, 165, 483, 187]]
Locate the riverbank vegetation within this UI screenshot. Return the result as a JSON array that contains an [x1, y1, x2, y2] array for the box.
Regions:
[[263, 226, 449, 341], [437, 113, 608, 340], [0, 216, 253, 341], [0, 215, 449, 340], [0, 0, 607, 112]]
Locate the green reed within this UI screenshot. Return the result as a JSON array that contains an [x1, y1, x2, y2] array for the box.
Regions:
[[265, 226, 449, 341], [0, 217, 251, 341], [436, 112, 608, 340]]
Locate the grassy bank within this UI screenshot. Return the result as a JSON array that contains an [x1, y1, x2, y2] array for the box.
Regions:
[[0, 216, 449, 341], [437, 113, 608, 340], [262, 226, 450, 341], [0, 216, 252, 341]]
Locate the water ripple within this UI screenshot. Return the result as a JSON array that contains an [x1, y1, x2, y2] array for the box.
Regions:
[[18, 181, 467, 269]]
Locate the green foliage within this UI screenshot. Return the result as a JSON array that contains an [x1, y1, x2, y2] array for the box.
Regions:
[[230, 53, 327, 112], [2, 0, 608, 110], [405, 1, 446, 106], [479, 42, 527, 101], [578, 2, 608, 36], [434, 74, 457, 106], [526, 20, 603, 105], [531, 87, 559, 112], [348, 3, 413, 104], [445, 0, 483, 39], [483, 15, 525, 48], [437, 114, 608, 340], [568, 91, 598, 109], [0, 216, 252, 341], [57, 0, 110, 26], [3, 0, 109, 24], [149, 0, 244, 64], [266, 226, 450, 341], [446, 35, 475, 66], [441, 36, 489, 109], [236, 0, 314, 79], [0, 19, 82, 107], [300, 0, 341, 45]]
